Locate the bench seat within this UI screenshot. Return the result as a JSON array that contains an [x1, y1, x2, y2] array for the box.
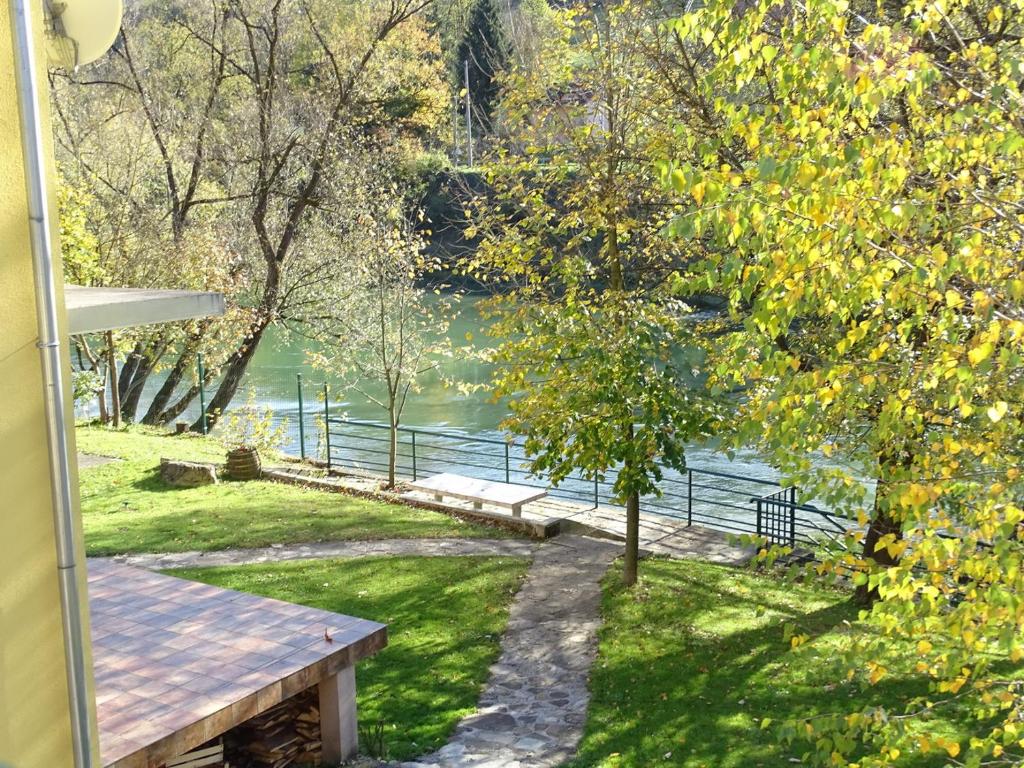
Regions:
[[409, 472, 547, 517]]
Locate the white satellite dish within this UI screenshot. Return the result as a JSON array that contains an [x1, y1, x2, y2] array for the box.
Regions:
[[45, 0, 124, 70]]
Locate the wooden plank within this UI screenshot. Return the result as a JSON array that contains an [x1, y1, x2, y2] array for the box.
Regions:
[[167, 755, 223, 768], [166, 743, 224, 767], [409, 473, 547, 509]]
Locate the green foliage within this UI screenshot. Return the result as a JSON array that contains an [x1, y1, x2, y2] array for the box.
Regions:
[[174, 555, 529, 760], [662, 0, 1024, 763], [487, 293, 714, 500], [71, 369, 104, 408], [76, 425, 512, 555], [52, 0, 450, 425], [468, 2, 721, 581], [57, 181, 102, 286], [509, 0, 558, 70], [216, 389, 290, 454]]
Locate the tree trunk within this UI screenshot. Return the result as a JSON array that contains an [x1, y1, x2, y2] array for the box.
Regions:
[[387, 408, 398, 489], [621, 420, 641, 587], [143, 337, 200, 425], [192, 321, 269, 432], [159, 381, 203, 425], [855, 491, 903, 605], [623, 490, 640, 587], [75, 335, 107, 423], [96, 382, 108, 425], [117, 343, 142, 405], [121, 352, 156, 423]]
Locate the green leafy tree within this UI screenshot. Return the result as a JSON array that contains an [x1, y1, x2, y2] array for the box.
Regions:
[[469, 1, 719, 586], [665, 0, 1024, 762], [308, 204, 451, 489], [505, 0, 558, 72], [57, 181, 102, 286]]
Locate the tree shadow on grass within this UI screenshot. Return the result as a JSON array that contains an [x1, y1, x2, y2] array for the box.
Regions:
[[567, 560, 958, 768], [82, 460, 493, 555]]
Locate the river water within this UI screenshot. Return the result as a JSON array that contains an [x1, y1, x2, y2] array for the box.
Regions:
[[78, 293, 858, 542]]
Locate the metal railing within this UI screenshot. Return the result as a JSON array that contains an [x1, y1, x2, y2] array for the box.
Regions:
[[756, 487, 797, 547], [321, 415, 855, 547]]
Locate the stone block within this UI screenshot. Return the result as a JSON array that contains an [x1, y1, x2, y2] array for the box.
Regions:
[[160, 458, 219, 487]]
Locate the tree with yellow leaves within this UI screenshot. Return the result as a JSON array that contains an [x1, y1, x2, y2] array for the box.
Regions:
[[664, 0, 1024, 763], [468, 1, 722, 586]]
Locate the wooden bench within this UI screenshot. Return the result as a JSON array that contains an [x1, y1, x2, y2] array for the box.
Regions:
[[409, 472, 547, 518]]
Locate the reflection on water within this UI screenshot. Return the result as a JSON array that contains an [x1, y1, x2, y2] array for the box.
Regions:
[[243, 294, 507, 439], [77, 293, 506, 437]]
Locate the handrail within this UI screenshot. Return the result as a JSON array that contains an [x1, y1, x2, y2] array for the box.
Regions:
[[325, 416, 856, 546], [327, 417, 788, 488]]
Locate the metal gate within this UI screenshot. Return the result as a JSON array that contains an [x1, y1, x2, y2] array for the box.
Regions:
[[755, 486, 798, 547]]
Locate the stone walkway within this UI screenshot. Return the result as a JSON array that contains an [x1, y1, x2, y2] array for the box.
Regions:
[[78, 452, 119, 469], [103, 538, 537, 570], [400, 535, 621, 768], [107, 534, 621, 767]]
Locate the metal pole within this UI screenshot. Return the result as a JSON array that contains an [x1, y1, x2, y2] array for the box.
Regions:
[[297, 374, 306, 460], [12, 0, 95, 762], [197, 353, 207, 435], [789, 487, 797, 548], [323, 383, 331, 470], [504, 443, 510, 484], [411, 431, 418, 481], [756, 499, 763, 539], [464, 59, 473, 166], [687, 469, 693, 527], [452, 94, 460, 163]]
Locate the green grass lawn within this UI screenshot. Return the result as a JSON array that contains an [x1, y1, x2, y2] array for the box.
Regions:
[[569, 559, 972, 768], [77, 425, 509, 555], [173, 555, 529, 761]]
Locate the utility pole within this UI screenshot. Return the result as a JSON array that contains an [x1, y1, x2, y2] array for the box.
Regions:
[[452, 93, 460, 163], [464, 59, 474, 167]]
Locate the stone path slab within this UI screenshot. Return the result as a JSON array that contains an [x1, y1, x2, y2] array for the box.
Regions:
[[556, 505, 757, 565], [401, 535, 621, 768], [102, 538, 537, 571], [78, 452, 120, 470]]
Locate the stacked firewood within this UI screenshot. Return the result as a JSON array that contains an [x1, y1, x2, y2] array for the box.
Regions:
[[163, 739, 227, 768], [224, 688, 322, 767]]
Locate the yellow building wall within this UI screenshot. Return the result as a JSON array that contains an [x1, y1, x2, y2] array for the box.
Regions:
[[0, 3, 97, 767]]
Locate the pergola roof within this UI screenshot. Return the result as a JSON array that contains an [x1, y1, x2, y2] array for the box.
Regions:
[[65, 285, 226, 335]]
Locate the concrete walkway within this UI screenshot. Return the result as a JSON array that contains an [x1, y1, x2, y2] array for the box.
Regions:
[[102, 538, 537, 570], [262, 466, 755, 566], [401, 535, 621, 768], [401, 490, 756, 566]]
